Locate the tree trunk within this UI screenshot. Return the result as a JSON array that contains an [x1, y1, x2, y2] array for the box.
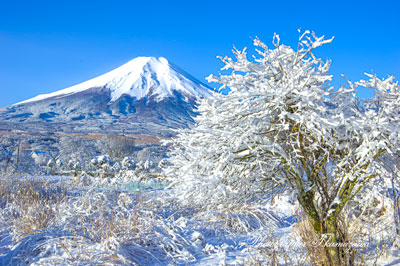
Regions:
[[298, 190, 348, 265], [325, 215, 343, 266], [391, 176, 400, 235], [294, 174, 322, 233]]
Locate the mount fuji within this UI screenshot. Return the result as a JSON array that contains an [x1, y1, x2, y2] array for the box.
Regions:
[[0, 57, 212, 137]]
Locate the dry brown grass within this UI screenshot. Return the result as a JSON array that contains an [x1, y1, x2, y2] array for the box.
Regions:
[[81, 191, 145, 245], [295, 212, 331, 266], [0, 176, 66, 241]]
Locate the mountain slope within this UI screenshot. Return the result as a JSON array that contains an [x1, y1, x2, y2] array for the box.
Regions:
[[16, 56, 211, 105], [0, 57, 212, 137]]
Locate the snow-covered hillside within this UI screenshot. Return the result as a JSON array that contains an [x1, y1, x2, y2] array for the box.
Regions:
[[16, 57, 211, 105]]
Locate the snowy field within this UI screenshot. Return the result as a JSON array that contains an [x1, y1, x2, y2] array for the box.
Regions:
[[0, 173, 398, 265]]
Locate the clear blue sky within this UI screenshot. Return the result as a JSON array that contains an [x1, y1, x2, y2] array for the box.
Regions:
[[0, 0, 399, 107]]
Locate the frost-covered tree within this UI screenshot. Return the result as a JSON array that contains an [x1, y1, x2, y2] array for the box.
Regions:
[[164, 31, 400, 265], [67, 159, 82, 176], [97, 135, 136, 161], [58, 135, 97, 170], [0, 136, 17, 174], [121, 156, 135, 170], [58, 136, 83, 163]]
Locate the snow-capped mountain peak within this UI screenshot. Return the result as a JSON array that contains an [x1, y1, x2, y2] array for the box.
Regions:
[[16, 56, 211, 105]]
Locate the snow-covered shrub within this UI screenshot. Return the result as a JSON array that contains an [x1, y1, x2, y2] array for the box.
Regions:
[[91, 154, 111, 166], [164, 30, 400, 265], [90, 155, 113, 177], [55, 158, 63, 169], [158, 158, 170, 169], [67, 159, 82, 176], [31, 151, 48, 167], [47, 158, 55, 168], [121, 156, 135, 170]]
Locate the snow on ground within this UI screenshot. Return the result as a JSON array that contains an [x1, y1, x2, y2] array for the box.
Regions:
[[0, 174, 398, 265]]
